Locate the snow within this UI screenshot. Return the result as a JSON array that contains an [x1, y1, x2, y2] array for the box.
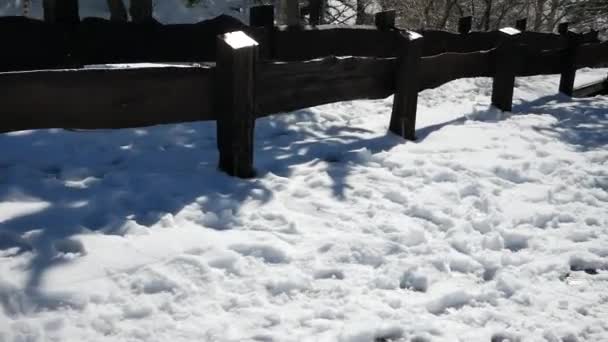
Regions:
[[0, 0, 251, 23], [1, 68, 608, 341], [223, 30, 258, 49]]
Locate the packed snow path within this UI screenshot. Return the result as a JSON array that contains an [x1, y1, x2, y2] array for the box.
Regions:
[[1, 71, 607, 341]]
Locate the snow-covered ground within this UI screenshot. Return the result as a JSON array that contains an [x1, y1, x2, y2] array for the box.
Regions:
[[1, 69, 608, 342], [1, 0, 251, 23]]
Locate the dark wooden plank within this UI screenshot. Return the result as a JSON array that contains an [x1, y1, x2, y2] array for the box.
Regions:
[[419, 30, 498, 56], [0, 15, 248, 71], [517, 47, 564, 76], [576, 41, 608, 68], [0, 66, 216, 133], [75, 15, 248, 65], [272, 25, 399, 60], [0, 17, 76, 72], [107, 0, 128, 22], [375, 10, 396, 31], [309, 0, 324, 25], [519, 31, 567, 51], [250, 5, 275, 59], [43, 0, 79, 24], [573, 77, 608, 97], [559, 30, 580, 96], [390, 31, 423, 140], [419, 49, 494, 90], [491, 28, 521, 112], [458, 16, 472, 34], [515, 18, 527, 31], [215, 31, 258, 178], [256, 56, 396, 116], [129, 0, 154, 23]]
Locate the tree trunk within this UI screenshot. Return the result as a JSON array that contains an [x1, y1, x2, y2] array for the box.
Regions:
[[355, 0, 370, 25], [129, 0, 154, 23], [107, 0, 128, 22]]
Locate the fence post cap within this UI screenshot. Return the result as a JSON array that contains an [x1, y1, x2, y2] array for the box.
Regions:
[[499, 27, 521, 36], [220, 31, 259, 49]]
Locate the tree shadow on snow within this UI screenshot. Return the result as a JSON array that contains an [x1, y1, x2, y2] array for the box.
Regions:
[[514, 93, 608, 151], [0, 121, 275, 314], [0, 106, 408, 314]]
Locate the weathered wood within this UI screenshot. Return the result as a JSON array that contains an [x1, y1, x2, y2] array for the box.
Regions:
[[129, 0, 154, 23], [284, 0, 300, 27], [0, 66, 216, 133], [256, 56, 396, 116], [515, 18, 527, 31], [518, 31, 567, 51], [250, 5, 275, 59], [250, 5, 274, 29], [572, 77, 608, 97], [0, 15, 248, 72], [559, 30, 579, 96], [309, 0, 324, 25], [107, 0, 128, 22], [419, 49, 494, 90], [420, 30, 498, 56], [216, 31, 258, 178], [491, 27, 521, 112], [390, 31, 423, 140], [517, 47, 564, 76], [558, 22, 569, 35], [458, 16, 472, 34], [375, 10, 396, 31], [273, 25, 398, 60], [43, 0, 79, 24], [576, 41, 608, 68]]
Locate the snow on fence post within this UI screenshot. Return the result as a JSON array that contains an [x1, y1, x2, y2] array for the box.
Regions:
[[558, 23, 579, 97], [491, 27, 521, 112], [375, 10, 396, 30], [250, 5, 275, 60], [515, 18, 527, 32], [390, 30, 423, 140], [216, 31, 259, 178], [458, 16, 472, 35], [43, 0, 79, 23]]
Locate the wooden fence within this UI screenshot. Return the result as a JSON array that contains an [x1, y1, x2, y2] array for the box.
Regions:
[[1, 6, 607, 177]]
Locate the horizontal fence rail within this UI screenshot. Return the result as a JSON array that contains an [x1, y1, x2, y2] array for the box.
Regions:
[[0, 12, 600, 72], [0, 66, 216, 132], [1, 6, 607, 177]]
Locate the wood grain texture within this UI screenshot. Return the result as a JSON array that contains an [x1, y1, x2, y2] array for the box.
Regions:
[[419, 49, 494, 90], [272, 25, 399, 60], [517, 47, 564, 76], [0, 15, 248, 71], [576, 41, 608, 68], [0, 66, 216, 132], [419, 30, 498, 56], [256, 56, 396, 116]]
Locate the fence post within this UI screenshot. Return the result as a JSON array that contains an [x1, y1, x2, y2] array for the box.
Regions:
[[309, 0, 324, 25], [558, 23, 579, 97], [250, 5, 274, 60], [216, 31, 259, 178], [458, 16, 472, 34], [375, 10, 396, 30], [390, 30, 423, 140], [515, 18, 527, 31], [491, 27, 521, 112], [43, 0, 79, 23], [279, 0, 300, 27]]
